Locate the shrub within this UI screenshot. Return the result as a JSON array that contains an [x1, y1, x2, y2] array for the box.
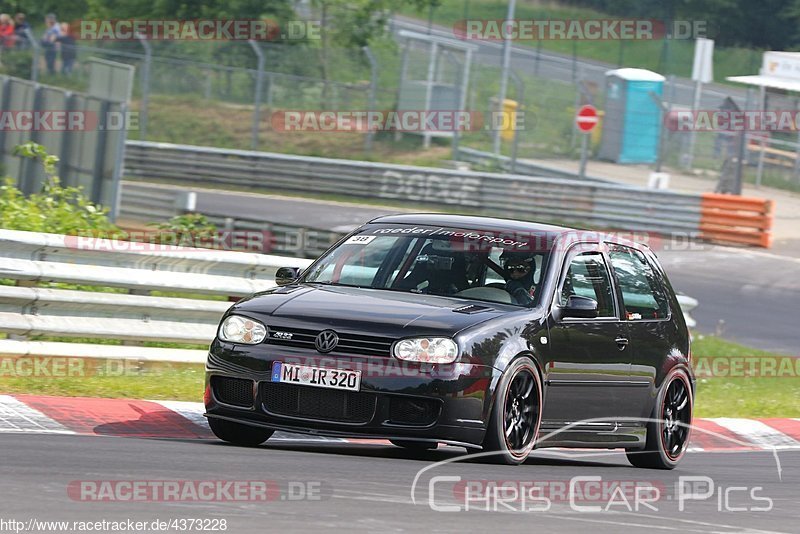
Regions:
[[0, 142, 120, 235]]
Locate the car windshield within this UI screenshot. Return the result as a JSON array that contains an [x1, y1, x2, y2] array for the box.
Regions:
[[301, 224, 552, 307]]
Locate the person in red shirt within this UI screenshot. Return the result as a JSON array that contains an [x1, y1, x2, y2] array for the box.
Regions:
[[0, 14, 15, 48]]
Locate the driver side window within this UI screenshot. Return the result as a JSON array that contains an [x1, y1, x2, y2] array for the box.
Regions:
[[558, 252, 615, 318]]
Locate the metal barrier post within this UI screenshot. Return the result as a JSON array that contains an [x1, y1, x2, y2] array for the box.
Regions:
[[492, 0, 516, 156], [24, 28, 39, 82], [794, 102, 800, 185], [136, 33, 151, 140], [248, 40, 265, 151], [266, 72, 274, 110], [510, 70, 524, 173], [451, 47, 473, 163], [108, 101, 129, 222], [362, 46, 377, 154], [755, 136, 765, 188], [733, 88, 754, 195]]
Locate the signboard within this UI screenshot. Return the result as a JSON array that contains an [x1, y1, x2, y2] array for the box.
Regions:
[[761, 51, 800, 81], [692, 38, 714, 83], [575, 105, 599, 133]]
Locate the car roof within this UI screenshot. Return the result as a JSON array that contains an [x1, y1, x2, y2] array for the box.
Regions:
[[366, 213, 644, 250]]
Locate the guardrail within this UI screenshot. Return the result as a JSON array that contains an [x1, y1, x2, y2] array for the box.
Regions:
[[122, 140, 773, 247], [456, 147, 616, 184], [119, 182, 196, 223], [116, 182, 344, 258], [0, 228, 698, 363], [0, 229, 312, 360]]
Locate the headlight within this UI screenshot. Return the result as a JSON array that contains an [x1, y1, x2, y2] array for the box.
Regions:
[[393, 337, 458, 364], [218, 315, 267, 344]]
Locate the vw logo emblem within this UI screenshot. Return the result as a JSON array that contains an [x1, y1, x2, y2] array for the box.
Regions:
[[314, 330, 339, 353]]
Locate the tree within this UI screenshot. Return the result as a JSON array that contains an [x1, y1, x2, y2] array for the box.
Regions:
[[310, 0, 439, 103]]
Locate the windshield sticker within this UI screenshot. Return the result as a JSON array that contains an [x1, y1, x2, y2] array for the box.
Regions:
[[365, 226, 529, 249], [345, 235, 377, 245]]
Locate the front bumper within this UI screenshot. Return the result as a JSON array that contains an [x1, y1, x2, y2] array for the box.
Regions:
[[204, 340, 498, 447]]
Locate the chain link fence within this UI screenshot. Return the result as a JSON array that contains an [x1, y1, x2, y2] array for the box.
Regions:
[[4, 23, 799, 193]]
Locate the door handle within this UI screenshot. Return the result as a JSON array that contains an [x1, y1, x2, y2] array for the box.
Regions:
[[615, 337, 629, 350]]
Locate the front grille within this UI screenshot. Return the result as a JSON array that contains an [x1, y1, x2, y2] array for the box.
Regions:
[[262, 382, 376, 424], [266, 326, 393, 358], [211, 376, 254, 407], [388, 397, 441, 426]]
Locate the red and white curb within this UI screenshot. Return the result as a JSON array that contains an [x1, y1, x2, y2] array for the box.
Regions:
[[1, 395, 799, 452]]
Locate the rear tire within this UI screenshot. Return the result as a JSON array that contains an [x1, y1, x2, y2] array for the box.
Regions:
[[626, 368, 693, 469], [481, 356, 542, 465], [390, 440, 438, 451], [208, 417, 274, 447]]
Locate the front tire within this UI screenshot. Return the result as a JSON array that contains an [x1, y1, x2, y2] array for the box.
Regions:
[[482, 356, 542, 465], [627, 368, 693, 469], [208, 417, 274, 447]]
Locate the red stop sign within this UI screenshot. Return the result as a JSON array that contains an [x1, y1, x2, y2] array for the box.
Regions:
[[576, 105, 599, 133]]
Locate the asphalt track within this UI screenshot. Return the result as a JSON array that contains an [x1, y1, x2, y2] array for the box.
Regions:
[[0, 432, 797, 533], [188, 185, 800, 355]]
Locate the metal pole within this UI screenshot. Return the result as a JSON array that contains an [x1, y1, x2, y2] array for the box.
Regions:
[[655, 75, 675, 173], [510, 70, 524, 173], [578, 132, 589, 180], [684, 79, 703, 170], [755, 85, 766, 188], [451, 48, 472, 163], [422, 42, 438, 149], [571, 40, 577, 83], [755, 137, 765, 188], [135, 33, 151, 140], [266, 73, 274, 109], [492, 0, 516, 155], [362, 46, 378, 154], [108, 102, 129, 223], [24, 28, 39, 82], [734, 88, 754, 195], [394, 39, 411, 142], [248, 40, 265, 151], [570, 77, 581, 150], [793, 100, 800, 185]]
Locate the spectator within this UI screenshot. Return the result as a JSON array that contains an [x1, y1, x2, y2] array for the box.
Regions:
[[57, 23, 76, 75], [0, 14, 14, 49], [13, 13, 30, 49], [41, 13, 61, 74]]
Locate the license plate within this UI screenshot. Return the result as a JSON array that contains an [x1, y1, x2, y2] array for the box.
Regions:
[[271, 362, 361, 392]]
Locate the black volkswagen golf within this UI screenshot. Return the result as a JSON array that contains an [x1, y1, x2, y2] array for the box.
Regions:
[[205, 214, 694, 467]]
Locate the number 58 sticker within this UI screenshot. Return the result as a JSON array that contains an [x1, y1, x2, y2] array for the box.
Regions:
[[345, 235, 376, 245]]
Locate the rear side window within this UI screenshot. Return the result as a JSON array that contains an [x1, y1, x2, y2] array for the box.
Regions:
[[607, 245, 670, 320]]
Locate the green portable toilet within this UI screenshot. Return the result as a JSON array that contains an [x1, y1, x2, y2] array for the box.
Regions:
[[599, 68, 665, 164]]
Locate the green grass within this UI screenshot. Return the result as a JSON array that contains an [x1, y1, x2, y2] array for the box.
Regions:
[[691, 334, 800, 418], [0, 360, 206, 401], [0, 334, 795, 418]]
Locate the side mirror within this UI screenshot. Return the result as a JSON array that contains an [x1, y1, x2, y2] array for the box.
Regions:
[[275, 267, 301, 286], [558, 295, 599, 319]]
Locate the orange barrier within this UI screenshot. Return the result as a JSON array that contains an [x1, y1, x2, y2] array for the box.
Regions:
[[699, 193, 774, 248]]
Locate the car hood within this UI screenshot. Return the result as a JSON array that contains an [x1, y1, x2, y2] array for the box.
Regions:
[[231, 284, 517, 337]]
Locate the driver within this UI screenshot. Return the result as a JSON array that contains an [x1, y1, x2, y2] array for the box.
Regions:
[[501, 251, 536, 305]]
